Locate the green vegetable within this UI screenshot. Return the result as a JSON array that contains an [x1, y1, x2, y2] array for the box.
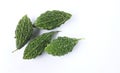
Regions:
[[34, 10, 72, 30], [15, 15, 33, 50], [23, 31, 58, 59], [45, 37, 79, 56]]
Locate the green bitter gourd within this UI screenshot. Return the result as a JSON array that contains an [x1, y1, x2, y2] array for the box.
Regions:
[[45, 37, 80, 56], [23, 31, 58, 59], [34, 10, 72, 30], [15, 15, 33, 51]]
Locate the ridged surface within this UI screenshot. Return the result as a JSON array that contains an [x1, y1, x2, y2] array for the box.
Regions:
[[23, 31, 58, 59], [15, 15, 33, 49], [45, 37, 79, 56], [34, 10, 72, 30]]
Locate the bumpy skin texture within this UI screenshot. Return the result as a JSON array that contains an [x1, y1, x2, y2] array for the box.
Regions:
[[34, 10, 72, 30], [23, 31, 58, 59], [45, 37, 79, 56], [15, 15, 33, 49]]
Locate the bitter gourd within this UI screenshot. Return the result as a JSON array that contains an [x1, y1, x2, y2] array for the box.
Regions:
[[23, 31, 58, 59], [15, 15, 33, 50], [34, 10, 72, 30], [45, 37, 79, 56]]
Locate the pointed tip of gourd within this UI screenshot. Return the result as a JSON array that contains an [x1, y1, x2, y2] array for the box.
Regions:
[[25, 14, 27, 16], [51, 31, 60, 34], [77, 38, 85, 40], [22, 14, 29, 19], [12, 49, 19, 53], [55, 31, 61, 33]]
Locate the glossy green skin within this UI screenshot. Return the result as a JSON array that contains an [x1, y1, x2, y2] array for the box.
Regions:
[[34, 10, 72, 30], [15, 15, 33, 49], [45, 37, 79, 56], [23, 31, 58, 59]]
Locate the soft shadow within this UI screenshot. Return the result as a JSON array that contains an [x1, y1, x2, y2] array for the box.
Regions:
[[31, 28, 41, 40], [52, 31, 60, 40]]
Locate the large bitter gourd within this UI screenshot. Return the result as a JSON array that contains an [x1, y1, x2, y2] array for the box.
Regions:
[[23, 31, 58, 59], [34, 10, 71, 30]]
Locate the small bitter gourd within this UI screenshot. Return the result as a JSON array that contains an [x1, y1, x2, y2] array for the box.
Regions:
[[45, 37, 79, 56]]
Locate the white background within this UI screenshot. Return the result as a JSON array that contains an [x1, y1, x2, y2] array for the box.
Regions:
[[0, 0, 120, 73]]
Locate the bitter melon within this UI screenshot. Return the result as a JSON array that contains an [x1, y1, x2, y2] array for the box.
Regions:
[[45, 37, 79, 56], [15, 15, 33, 50], [23, 31, 58, 59], [34, 10, 72, 30]]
